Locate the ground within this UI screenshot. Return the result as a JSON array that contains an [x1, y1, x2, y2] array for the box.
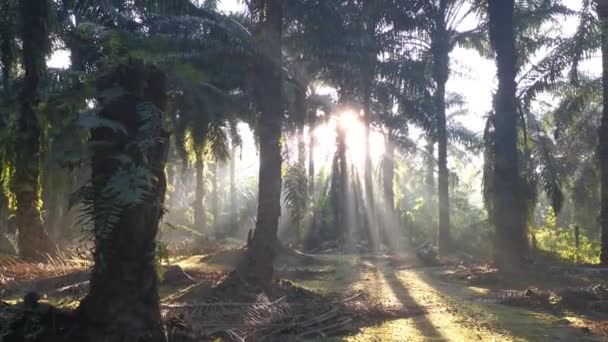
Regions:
[[295, 255, 607, 342], [1, 250, 608, 341]]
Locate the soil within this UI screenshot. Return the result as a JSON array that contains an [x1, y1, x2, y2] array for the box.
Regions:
[[2, 250, 608, 341]]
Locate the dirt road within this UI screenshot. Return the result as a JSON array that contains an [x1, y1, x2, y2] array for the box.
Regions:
[[300, 256, 606, 342]]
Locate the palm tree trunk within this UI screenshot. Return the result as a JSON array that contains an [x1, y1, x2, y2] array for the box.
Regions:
[[598, 0, 608, 264], [77, 60, 167, 342], [308, 106, 316, 195], [381, 136, 395, 248], [13, 0, 53, 260], [194, 151, 206, 231], [432, 20, 451, 254], [363, 75, 374, 208], [362, 2, 376, 214], [211, 161, 219, 237], [436, 78, 451, 254], [362, 72, 380, 251], [230, 140, 238, 233], [425, 141, 435, 193], [233, 0, 283, 288], [297, 126, 306, 168], [382, 137, 395, 211], [0, 0, 15, 98], [488, 0, 529, 268], [296, 87, 307, 169], [331, 120, 348, 243]]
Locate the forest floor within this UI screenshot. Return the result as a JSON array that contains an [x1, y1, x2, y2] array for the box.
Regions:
[[1, 249, 608, 341]]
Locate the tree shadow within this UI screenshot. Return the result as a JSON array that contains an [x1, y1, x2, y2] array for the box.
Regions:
[[371, 261, 447, 340], [406, 267, 599, 342]]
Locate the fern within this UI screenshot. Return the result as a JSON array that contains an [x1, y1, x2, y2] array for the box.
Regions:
[[69, 94, 166, 240]]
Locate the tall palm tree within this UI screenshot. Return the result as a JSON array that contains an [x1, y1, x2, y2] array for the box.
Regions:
[[233, 0, 284, 288], [487, 0, 529, 268], [13, 0, 54, 260], [597, 0, 608, 263], [406, 0, 484, 254]]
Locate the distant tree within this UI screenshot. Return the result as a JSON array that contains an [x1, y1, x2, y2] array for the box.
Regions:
[[405, 0, 484, 254]]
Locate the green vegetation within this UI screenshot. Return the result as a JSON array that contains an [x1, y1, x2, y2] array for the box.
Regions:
[[0, 0, 607, 341]]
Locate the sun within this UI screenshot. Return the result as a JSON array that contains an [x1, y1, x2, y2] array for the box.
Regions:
[[337, 110, 363, 133], [312, 110, 385, 171]]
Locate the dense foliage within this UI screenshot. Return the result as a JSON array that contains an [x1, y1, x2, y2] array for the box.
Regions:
[[0, 0, 606, 339]]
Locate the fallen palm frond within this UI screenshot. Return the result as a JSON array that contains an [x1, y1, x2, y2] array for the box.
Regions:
[[0, 251, 91, 297], [161, 283, 421, 341]]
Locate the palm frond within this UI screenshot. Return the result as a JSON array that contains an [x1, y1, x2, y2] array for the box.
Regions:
[[282, 164, 309, 223]]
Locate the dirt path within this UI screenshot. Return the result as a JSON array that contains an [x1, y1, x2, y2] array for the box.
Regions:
[[299, 256, 605, 342]]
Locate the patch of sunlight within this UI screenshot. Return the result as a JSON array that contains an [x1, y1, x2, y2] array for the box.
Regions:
[[468, 286, 490, 295], [2, 299, 19, 305], [344, 267, 597, 342], [294, 256, 363, 294], [175, 254, 228, 272], [344, 318, 442, 342], [174, 255, 206, 270], [52, 298, 80, 310], [160, 282, 200, 303]]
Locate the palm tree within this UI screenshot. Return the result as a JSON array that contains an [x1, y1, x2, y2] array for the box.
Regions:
[[76, 60, 168, 342], [487, 0, 528, 268], [228, 120, 242, 234], [597, 0, 608, 263], [194, 149, 207, 230], [0, 0, 16, 95], [405, 0, 484, 254], [206, 123, 230, 235], [481, 0, 596, 264], [232, 0, 284, 288], [12, 0, 54, 260]]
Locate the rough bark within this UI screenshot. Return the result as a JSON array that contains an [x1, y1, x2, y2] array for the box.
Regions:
[[13, 0, 54, 260], [194, 151, 206, 231], [233, 0, 283, 288], [425, 141, 436, 193], [362, 73, 379, 251], [380, 136, 395, 248], [435, 69, 451, 254], [382, 138, 395, 211], [488, 0, 529, 268], [296, 87, 307, 169], [331, 121, 348, 243], [362, 75, 374, 208], [431, 4, 452, 255], [211, 161, 219, 236], [230, 140, 238, 232], [362, 1, 377, 212], [598, 0, 608, 264], [0, 0, 15, 98], [308, 106, 316, 195], [76, 60, 168, 342]]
